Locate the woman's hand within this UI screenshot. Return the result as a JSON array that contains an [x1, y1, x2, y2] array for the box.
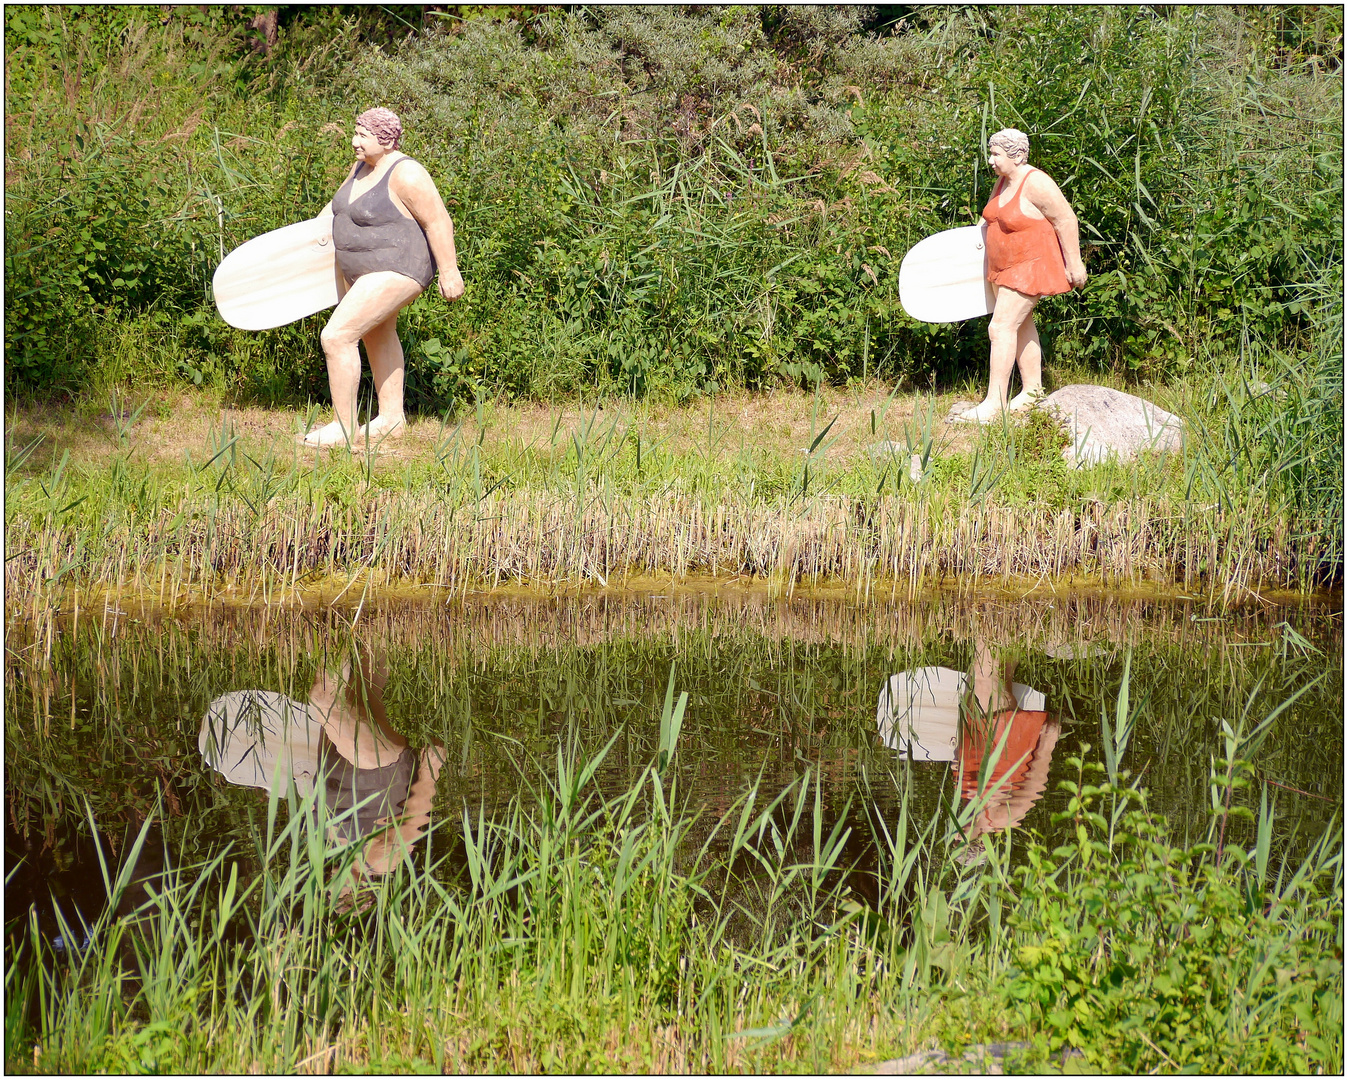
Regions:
[[439, 272, 465, 302], [1066, 260, 1088, 289]]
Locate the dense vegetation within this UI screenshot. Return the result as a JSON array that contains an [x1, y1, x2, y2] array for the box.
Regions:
[[8, 750, 1341, 1073], [5, 5, 1341, 402]]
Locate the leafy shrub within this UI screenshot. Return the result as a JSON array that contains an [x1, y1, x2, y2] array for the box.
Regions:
[[995, 762, 1342, 1072], [4, 4, 1341, 405]]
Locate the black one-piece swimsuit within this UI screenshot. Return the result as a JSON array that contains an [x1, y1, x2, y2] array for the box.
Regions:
[[331, 157, 436, 289]]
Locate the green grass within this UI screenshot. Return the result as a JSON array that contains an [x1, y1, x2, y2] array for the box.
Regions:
[[5, 344, 1341, 613], [5, 664, 1341, 1074]]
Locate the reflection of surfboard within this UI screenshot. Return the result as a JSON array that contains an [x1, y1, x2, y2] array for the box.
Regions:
[[199, 690, 323, 794], [212, 217, 343, 330], [898, 223, 995, 324], [876, 666, 1046, 760], [877, 666, 964, 760]]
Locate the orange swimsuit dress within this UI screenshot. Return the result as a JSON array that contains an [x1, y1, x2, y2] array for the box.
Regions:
[[982, 168, 1070, 298], [955, 707, 1049, 799]]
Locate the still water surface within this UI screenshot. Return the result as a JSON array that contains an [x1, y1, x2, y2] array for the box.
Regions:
[[6, 590, 1342, 939]]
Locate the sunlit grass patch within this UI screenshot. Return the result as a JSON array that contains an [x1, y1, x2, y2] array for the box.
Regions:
[[5, 351, 1340, 620]]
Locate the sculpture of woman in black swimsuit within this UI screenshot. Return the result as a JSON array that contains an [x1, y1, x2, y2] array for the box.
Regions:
[[301, 107, 465, 448]]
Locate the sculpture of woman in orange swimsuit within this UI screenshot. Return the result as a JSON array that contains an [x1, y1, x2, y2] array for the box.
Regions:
[[958, 129, 1088, 425]]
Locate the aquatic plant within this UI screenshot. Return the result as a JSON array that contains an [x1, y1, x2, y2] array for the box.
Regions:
[[4, 661, 1341, 1073]]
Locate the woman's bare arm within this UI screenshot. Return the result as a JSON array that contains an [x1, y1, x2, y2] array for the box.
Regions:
[[388, 160, 465, 301], [1024, 171, 1088, 288]]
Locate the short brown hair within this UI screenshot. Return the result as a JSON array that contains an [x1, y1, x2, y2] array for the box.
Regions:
[[355, 107, 402, 150]]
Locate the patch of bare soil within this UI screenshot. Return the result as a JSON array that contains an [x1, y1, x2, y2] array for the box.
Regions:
[[5, 387, 982, 476]]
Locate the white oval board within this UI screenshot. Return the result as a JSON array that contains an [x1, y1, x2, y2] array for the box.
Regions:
[[898, 223, 995, 324], [876, 665, 1047, 760], [212, 217, 343, 331]]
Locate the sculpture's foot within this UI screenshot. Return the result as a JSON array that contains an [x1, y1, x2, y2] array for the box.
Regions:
[[357, 414, 405, 446], [954, 400, 1007, 425], [299, 420, 354, 448], [1007, 386, 1045, 413]]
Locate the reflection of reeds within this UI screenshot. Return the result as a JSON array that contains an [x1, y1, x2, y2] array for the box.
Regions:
[[6, 591, 1339, 870], [7, 587, 1324, 661], [4, 487, 1319, 616]]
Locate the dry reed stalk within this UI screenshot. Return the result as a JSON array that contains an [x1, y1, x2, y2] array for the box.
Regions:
[[5, 486, 1311, 607]]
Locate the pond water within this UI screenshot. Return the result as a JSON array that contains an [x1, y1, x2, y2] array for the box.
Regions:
[[6, 590, 1342, 943]]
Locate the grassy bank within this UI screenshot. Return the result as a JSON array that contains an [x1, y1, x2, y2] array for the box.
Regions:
[[5, 667, 1342, 1074], [5, 348, 1342, 611], [5, 5, 1341, 596]]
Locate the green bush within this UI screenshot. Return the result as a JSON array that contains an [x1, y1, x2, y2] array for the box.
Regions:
[[994, 762, 1342, 1072], [4, 5, 1341, 404]]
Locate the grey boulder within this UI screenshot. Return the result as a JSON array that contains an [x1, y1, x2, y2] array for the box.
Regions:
[[1041, 385, 1184, 468]]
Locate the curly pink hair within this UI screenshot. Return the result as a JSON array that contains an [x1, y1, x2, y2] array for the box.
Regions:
[[355, 107, 402, 150]]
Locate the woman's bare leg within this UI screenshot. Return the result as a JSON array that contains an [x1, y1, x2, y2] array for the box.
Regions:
[[305, 272, 422, 447], [959, 285, 1038, 424], [1007, 315, 1044, 412], [360, 312, 409, 443]]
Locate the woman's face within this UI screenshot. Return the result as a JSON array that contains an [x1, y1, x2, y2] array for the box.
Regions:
[[987, 143, 1021, 177], [352, 124, 388, 163]]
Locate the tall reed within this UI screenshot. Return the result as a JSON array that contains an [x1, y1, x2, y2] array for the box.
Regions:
[[5, 667, 1341, 1073]]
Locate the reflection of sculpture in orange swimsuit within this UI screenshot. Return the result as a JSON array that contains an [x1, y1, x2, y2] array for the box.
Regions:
[[982, 168, 1071, 298], [873, 642, 1061, 842], [955, 705, 1059, 837]]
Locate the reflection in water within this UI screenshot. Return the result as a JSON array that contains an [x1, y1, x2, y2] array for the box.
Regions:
[[200, 648, 444, 902], [876, 667, 964, 760], [5, 593, 1339, 950], [878, 641, 1059, 845]]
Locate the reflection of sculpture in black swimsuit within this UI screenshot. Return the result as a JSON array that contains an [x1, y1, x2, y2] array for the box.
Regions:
[[331, 158, 437, 288], [199, 651, 444, 891], [320, 736, 416, 846]]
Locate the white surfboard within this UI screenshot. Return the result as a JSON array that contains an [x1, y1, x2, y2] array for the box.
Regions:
[[876, 666, 1047, 760], [212, 217, 344, 331], [898, 223, 995, 324]]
